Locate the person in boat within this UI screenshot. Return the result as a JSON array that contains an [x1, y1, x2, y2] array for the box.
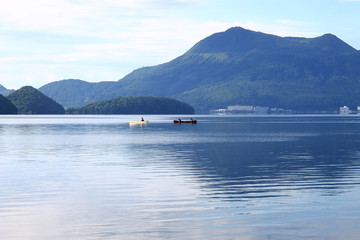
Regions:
[[190, 118, 193, 121], [178, 118, 182, 122], [141, 117, 144, 122]]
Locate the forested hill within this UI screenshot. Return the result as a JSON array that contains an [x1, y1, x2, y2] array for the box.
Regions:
[[40, 27, 360, 112], [8, 86, 65, 114], [0, 94, 18, 114], [66, 96, 194, 114]]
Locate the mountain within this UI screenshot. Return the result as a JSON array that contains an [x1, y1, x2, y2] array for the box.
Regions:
[[0, 84, 6, 92], [39, 27, 360, 112], [0, 84, 15, 96], [66, 96, 194, 114], [0, 94, 18, 114], [8, 86, 65, 114], [39, 79, 120, 109]]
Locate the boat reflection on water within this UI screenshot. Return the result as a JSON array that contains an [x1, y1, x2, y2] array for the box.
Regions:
[[129, 120, 149, 124], [173, 118, 197, 124]]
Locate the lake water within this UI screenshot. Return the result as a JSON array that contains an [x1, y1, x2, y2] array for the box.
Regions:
[[0, 115, 360, 240]]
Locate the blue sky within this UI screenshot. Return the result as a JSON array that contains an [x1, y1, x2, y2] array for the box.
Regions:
[[0, 0, 359, 89]]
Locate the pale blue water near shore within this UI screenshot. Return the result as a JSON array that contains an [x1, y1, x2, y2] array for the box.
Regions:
[[0, 115, 360, 240]]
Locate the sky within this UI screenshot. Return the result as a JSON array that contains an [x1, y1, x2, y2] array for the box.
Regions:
[[0, 0, 360, 89]]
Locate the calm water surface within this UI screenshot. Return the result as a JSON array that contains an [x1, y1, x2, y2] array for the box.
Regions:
[[0, 115, 360, 239]]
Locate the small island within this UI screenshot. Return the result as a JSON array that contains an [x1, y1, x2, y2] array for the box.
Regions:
[[66, 96, 195, 114]]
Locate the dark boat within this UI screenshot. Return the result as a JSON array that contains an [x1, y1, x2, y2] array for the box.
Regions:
[[173, 119, 197, 124]]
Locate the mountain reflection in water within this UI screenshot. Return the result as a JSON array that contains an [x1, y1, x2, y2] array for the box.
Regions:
[[0, 115, 359, 240]]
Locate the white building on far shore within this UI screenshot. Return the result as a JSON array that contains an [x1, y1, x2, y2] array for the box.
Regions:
[[340, 106, 350, 114], [227, 105, 254, 113], [211, 105, 270, 115]]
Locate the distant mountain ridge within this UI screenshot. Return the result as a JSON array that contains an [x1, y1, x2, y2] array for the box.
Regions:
[[39, 27, 360, 112], [39, 79, 117, 108], [187, 28, 356, 55], [0, 84, 15, 96]]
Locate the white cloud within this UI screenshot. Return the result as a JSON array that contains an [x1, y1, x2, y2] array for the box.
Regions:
[[0, 0, 86, 32], [100, 0, 203, 8], [0, 0, 201, 32], [0, 0, 331, 89]]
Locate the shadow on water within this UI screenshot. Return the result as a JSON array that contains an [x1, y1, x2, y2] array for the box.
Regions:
[[134, 115, 360, 200]]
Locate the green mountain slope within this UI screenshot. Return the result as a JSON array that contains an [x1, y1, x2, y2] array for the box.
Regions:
[[0, 94, 18, 114], [8, 86, 65, 114], [39, 27, 360, 112]]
